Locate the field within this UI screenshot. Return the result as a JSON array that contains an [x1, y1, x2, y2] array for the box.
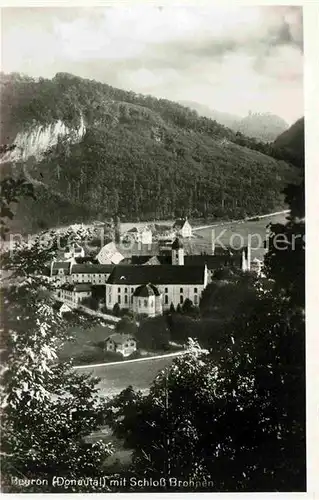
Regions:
[[59, 324, 116, 364], [76, 355, 177, 397], [117, 212, 289, 260], [186, 212, 289, 260]]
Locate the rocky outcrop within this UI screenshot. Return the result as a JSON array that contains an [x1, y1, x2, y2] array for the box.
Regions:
[[1, 115, 86, 163]]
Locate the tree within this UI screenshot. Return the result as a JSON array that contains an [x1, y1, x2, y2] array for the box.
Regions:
[[0, 228, 114, 492], [0, 176, 35, 239], [135, 316, 170, 351], [115, 316, 138, 335], [112, 303, 121, 317], [169, 302, 175, 313], [105, 176, 305, 491]]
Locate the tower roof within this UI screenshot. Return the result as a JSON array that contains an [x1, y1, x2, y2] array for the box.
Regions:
[[133, 283, 161, 297], [172, 237, 183, 249]]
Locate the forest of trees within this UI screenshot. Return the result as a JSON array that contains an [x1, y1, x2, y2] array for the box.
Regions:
[[0, 72, 302, 233]]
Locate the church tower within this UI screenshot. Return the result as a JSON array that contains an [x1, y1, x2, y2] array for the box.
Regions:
[[172, 237, 184, 265]]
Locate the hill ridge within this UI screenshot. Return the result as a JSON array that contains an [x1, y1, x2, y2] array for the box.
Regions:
[[0, 72, 301, 234]]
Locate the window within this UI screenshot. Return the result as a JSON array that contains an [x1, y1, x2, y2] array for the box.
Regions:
[[131, 296, 134, 304], [144, 299, 147, 307], [131, 288, 134, 294], [165, 287, 168, 293], [180, 287, 183, 293], [194, 295, 198, 305], [194, 287, 198, 293], [124, 287, 128, 293], [118, 287, 121, 293], [139, 299, 141, 307], [118, 295, 121, 304], [165, 295, 168, 304], [180, 296, 183, 304], [124, 295, 128, 304]]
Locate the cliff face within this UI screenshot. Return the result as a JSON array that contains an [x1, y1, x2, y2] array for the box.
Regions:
[[1, 115, 86, 163]]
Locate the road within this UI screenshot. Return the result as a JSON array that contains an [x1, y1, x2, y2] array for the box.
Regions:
[[74, 349, 189, 369]]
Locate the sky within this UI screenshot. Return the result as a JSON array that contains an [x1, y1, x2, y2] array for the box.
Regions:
[[1, 6, 303, 124]]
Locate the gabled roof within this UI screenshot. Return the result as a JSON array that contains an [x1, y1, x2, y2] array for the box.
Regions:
[[73, 283, 92, 292], [131, 255, 171, 265], [61, 283, 92, 292], [173, 218, 189, 229], [184, 254, 242, 270], [51, 261, 72, 275], [106, 333, 136, 345], [64, 244, 84, 254], [74, 256, 99, 264], [98, 241, 117, 251], [127, 225, 151, 234], [107, 265, 206, 285], [143, 256, 161, 266], [71, 264, 114, 274]]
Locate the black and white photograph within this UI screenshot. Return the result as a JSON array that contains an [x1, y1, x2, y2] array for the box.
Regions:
[[0, 3, 312, 495]]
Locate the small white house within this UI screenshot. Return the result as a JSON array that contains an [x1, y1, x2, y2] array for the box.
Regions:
[[173, 218, 192, 238], [105, 333, 137, 357]]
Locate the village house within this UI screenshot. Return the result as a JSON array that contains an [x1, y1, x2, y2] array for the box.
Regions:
[[50, 261, 72, 283], [173, 217, 192, 238], [105, 333, 137, 357], [125, 225, 153, 245], [96, 241, 124, 265], [63, 244, 85, 262], [52, 301, 72, 317], [50, 261, 114, 284], [57, 283, 92, 307]]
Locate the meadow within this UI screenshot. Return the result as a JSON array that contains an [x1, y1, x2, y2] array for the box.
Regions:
[[187, 212, 289, 260], [118, 212, 289, 260], [76, 355, 176, 397]]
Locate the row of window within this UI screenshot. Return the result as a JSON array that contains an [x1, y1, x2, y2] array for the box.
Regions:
[[108, 341, 135, 349], [73, 273, 109, 279], [109, 290, 200, 305], [114, 287, 199, 294]]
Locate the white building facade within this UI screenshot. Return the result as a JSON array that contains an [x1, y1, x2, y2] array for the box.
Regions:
[[105, 264, 207, 313]]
